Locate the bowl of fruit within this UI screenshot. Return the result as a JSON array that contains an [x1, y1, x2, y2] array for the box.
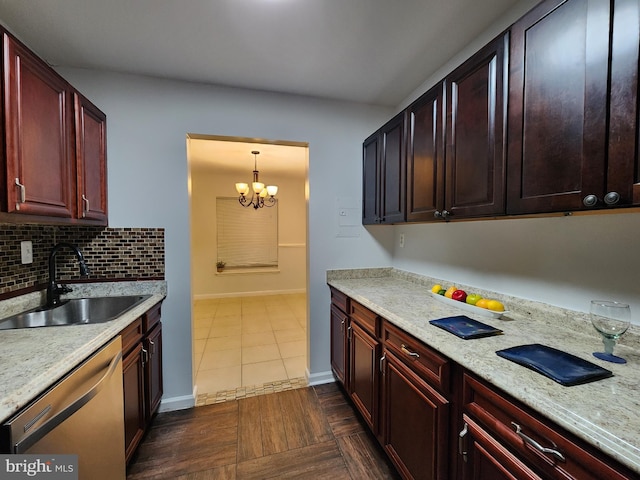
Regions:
[[429, 284, 508, 319]]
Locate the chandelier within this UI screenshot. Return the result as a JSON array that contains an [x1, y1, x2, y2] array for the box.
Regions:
[[235, 150, 278, 209]]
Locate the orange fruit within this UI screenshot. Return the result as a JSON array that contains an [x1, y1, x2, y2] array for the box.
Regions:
[[444, 286, 457, 299], [475, 298, 490, 309]]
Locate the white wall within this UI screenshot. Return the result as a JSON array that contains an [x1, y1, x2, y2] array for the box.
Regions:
[[391, 213, 640, 323], [55, 67, 394, 402], [190, 147, 307, 297]]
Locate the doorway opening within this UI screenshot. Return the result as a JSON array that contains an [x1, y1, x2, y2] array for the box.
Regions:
[[187, 134, 309, 405]]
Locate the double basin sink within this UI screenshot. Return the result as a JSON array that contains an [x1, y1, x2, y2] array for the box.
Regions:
[[0, 295, 151, 330]]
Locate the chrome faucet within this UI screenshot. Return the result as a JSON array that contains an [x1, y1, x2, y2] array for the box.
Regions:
[[46, 243, 90, 308]]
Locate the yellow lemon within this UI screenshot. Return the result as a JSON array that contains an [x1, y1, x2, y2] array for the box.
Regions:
[[475, 298, 490, 309], [444, 286, 457, 299], [431, 284, 443, 294], [487, 300, 505, 312]]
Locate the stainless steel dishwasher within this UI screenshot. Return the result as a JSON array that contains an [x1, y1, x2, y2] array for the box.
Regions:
[[1, 336, 126, 479]]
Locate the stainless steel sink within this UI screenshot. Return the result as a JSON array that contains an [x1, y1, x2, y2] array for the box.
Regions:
[[0, 295, 151, 330]]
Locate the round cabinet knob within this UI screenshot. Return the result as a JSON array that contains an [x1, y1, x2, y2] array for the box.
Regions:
[[434, 211, 442, 218], [583, 194, 599, 207], [604, 191, 620, 206], [442, 210, 451, 219]]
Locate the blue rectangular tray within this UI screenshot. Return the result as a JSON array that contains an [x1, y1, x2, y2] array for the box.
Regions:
[[496, 344, 613, 386], [429, 315, 503, 340]]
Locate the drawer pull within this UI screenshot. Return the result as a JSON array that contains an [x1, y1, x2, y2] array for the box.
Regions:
[[380, 353, 386, 373], [511, 422, 565, 462], [401, 344, 420, 359], [459, 423, 468, 462]]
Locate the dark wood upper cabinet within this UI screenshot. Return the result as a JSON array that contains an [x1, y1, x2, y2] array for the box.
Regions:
[[2, 32, 74, 218], [1, 27, 108, 225], [506, 0, 611, 214], [608, 0, 640, 207], [74, 92, 108, 224], [362, 132, 380, 225], [445, 34, 507, 219], [406, 83, 444, 222], [362, 113, 407, 224]]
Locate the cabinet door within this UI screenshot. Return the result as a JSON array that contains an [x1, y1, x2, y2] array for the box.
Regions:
[[330, 303, 349, 386], [2, 32, 74, 217], [348, 320, 380, 433], [446, 34, 507, 219], [461, 416, 542, 480], [74, 92, 108, 224], [608, 0, 640, 207], [123, 343, 145, 464], [362, 132, 380, 224], [382, 350, 450, 480], [145, 323, 163, 423], [380, 113, 406, 224], [506, 0, 611, 214], [406, 83, 444, 222]]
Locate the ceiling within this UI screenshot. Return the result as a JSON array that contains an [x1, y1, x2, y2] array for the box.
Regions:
[[0, 0, 526, 107]]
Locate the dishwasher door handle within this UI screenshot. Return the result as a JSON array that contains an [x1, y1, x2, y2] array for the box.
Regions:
[[15, 350, 123, 453]]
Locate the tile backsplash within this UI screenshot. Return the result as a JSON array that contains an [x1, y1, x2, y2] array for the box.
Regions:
[[0, 224, 164, 297]]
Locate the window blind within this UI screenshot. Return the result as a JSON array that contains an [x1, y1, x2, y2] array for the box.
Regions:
[[216, 197, 278, 267]]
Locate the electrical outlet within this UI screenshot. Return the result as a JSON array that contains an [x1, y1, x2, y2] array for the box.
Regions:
[[21, 240, 33, 264], [399, 233, 405, 248]]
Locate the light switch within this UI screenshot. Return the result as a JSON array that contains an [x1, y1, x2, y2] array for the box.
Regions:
[[21, 240, 33, 264]]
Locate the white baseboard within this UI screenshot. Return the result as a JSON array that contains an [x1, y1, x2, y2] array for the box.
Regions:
[[306, 369, 335, 386], [194, 289, 306, 300], [158, 387, 196, 412]]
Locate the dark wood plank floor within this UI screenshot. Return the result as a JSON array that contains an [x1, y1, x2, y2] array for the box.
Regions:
[[127, 382, 401, 480]]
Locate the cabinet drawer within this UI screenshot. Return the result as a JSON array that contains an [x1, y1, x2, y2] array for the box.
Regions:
[[463, 372, 632, 480], [142, 302, 161, 333], [350, 300, 379, 337], [382, 321, 450, 394], [120, 318, 143, 356], [330, 287, 349, 314]]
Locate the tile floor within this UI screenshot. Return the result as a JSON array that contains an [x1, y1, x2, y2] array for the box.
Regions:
[[193, 293, 307, 403]]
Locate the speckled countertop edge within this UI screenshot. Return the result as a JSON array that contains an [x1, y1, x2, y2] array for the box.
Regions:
[[327, 268, 640, 475], [0, 281, 167, 423]]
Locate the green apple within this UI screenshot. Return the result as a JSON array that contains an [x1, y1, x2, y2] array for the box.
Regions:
[[466, 294, 482, 305]]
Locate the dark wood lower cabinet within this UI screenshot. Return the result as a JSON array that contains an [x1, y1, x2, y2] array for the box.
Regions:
[[123, 342, 145, 464], [348, 320, 380, 433], [382, 350, 449, 480], [121, 302, 163, 464], [144, 322, 163, 422], [329, 289, 635, 480], [461, 415, 541, 480]]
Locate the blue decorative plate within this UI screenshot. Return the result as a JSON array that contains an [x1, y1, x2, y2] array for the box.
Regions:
[[496, 344, 613, 386], [429, 315, 503, 340]]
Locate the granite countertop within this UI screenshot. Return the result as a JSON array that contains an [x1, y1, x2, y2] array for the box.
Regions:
[[327, 268, 640, 475], [0, 281, 167, 424]]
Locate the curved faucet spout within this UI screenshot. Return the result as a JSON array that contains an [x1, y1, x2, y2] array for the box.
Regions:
[[46, 243, 90, 308]]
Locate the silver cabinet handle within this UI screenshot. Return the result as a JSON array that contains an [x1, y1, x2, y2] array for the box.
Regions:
[[459, 423, 468, 462], [583, 194, 599, 207], [15, 351, 122, 453], [141, 347, 149, 366], [401, 344, 419, 359], [82, 194, 90, 217], [442, 210, 451, 219], [340, 318, 346, 333], [604, 191, 620, 205], [15, 178, 25, 205], [379, 353, 386, 373], [347, 325, 352, 340], [511, 422, 565, 462], [434, 210, 442, 218], [149, 339, 156, 355]]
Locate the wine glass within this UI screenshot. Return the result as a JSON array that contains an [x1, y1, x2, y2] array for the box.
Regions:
[[590, 300, 631, 364]]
